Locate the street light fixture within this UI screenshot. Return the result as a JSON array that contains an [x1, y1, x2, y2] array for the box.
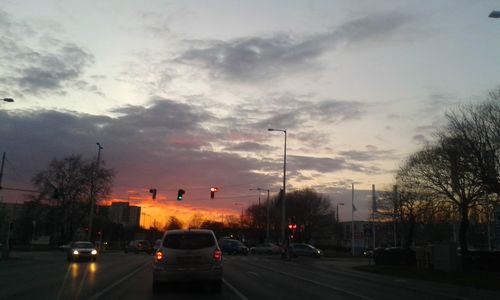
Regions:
[[250, 188, 271, 241], [268, 128, 287, 244], [2, 98, 14, 102], [489, 10, 500, 18]]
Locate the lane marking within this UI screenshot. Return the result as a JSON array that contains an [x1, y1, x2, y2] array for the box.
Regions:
[[242, 261, 374, 300], [222, 278, 249, 300], [246, 271, 260, 278], [86, 262, 149, 300]]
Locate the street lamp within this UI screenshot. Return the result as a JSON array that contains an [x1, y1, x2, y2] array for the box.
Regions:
[[250, 188, 271, 241], [268, 128, 287, 244], [88, 142, 103, 241], [1, 98, 14, 102], [489, 10, 500, 18], [336, 202, 344, 222]]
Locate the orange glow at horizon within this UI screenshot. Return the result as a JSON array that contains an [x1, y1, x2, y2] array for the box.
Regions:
[[101, 197, 241, 229]]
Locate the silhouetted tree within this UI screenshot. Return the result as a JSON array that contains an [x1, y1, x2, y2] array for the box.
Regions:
[[31, 155, 113, 243], [164, 216, 183, 230]]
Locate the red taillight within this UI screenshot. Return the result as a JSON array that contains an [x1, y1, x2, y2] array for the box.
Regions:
[[155, 250, 164, 262], [213, 249, 222, 261]]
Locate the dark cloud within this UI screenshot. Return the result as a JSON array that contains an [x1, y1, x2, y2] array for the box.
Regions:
[[176, 11, 415, 81], [0, 100, 281, 207], [289, 155, 383, 174], [253, 98, 366, 130], [0, 10, 98, 97], [413, 134, 430, 145], [338, 148, 396, 162], [223, 142, 276, 153]]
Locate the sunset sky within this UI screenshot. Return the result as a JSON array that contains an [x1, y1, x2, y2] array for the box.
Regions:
[[1, 1, 500, 225]]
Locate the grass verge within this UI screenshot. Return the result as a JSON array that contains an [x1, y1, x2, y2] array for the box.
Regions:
[[354, 264, 500, 291]]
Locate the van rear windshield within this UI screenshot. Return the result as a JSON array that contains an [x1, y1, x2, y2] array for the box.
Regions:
[[163, 233, 215, 249]]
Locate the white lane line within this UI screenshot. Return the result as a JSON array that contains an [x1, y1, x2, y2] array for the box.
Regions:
[[246, 262, 374, 300], [222, 278, 249, 300], [86, 263, 149, 300]]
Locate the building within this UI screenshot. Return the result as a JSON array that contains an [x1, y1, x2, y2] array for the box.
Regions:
[[109, 202, 141, 227]]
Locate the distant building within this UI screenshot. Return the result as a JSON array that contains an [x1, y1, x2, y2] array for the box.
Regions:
[[108, 202, 141, 227]]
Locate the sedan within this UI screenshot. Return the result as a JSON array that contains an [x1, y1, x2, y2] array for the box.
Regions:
[[250, 243, 283, 255], [67, 241, 98, 262], [288, 243, 323, 258]]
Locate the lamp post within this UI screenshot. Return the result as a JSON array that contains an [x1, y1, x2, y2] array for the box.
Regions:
[[268, 128, 287, 244], [88, 142, 103, 241], [336, 202, 344, 222], [250, 188, 271, 241]]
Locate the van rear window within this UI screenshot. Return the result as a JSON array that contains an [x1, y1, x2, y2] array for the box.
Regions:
[[163, 233, 215, 249]]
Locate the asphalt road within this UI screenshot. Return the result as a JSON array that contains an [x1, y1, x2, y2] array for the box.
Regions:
[[1, 251, 500, 300]]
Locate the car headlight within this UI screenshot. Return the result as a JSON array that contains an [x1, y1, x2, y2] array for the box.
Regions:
[[73, 250, 79, 255], [91, 250, 97, 255]]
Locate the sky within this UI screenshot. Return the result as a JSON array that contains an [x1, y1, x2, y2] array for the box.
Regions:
[[1, 0, 500, 226]]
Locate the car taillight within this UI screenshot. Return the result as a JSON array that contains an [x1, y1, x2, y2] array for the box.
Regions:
[[213, 249, 222, 261], [155, 250, 164, 262]]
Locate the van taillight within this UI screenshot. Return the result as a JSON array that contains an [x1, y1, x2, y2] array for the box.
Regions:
[[155, 250, 164, 262], [213, 249, 222, 261]]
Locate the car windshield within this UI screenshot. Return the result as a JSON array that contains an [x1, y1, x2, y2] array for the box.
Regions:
[[163, 233, 215, 250], [2, 2, 500, 300], [72, 242, 93, 248]]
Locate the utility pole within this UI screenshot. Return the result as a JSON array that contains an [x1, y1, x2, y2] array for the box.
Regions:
[[88, 143, 103, 241], [372, 184, 376, 250], [0, 152, 6, 189], [351, 183, 355, 256]]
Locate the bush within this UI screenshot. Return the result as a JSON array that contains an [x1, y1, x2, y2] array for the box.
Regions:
[[374, 247, 416, 266]]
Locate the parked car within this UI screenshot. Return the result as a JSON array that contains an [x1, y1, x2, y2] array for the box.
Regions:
[[67, 241, 98, 262], [124, 240, 152, 254], [152, 229, 223, 293], [288, 243, 323, 258], [250, 242, 283, 255], [218, 238, 249, 255]]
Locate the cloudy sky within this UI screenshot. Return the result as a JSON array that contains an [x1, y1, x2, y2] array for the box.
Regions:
[[1, 0, 500, 224]]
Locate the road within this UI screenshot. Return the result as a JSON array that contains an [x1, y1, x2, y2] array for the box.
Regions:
[[1, 251, 500, 300]]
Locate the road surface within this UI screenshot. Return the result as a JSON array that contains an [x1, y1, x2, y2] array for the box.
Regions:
[[1, 251, 499, 300]]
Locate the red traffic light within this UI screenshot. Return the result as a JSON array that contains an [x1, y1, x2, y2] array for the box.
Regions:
[[210, 187, 219, 199]]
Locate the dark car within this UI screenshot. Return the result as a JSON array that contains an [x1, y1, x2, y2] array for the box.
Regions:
[[218, 238, 249, 255], [250, 242, 283, 255], [288, 243, 323, 258], [125, 240, 152, 254], [67, 241, 98, 262]]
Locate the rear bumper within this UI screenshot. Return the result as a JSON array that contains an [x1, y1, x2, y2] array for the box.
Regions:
[[152, 264, 222, 282]]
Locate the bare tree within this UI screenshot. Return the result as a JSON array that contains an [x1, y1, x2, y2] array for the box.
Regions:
[[164, 216, 183, 230], [402, 139, 485, 256], [31, 155, 113, 243], [445, 89, 500, 194]]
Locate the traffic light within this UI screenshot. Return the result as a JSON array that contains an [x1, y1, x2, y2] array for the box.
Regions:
[[177, 189, 185, 200], [210, 187, 219, 199], [149, 188, 157, 200]]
